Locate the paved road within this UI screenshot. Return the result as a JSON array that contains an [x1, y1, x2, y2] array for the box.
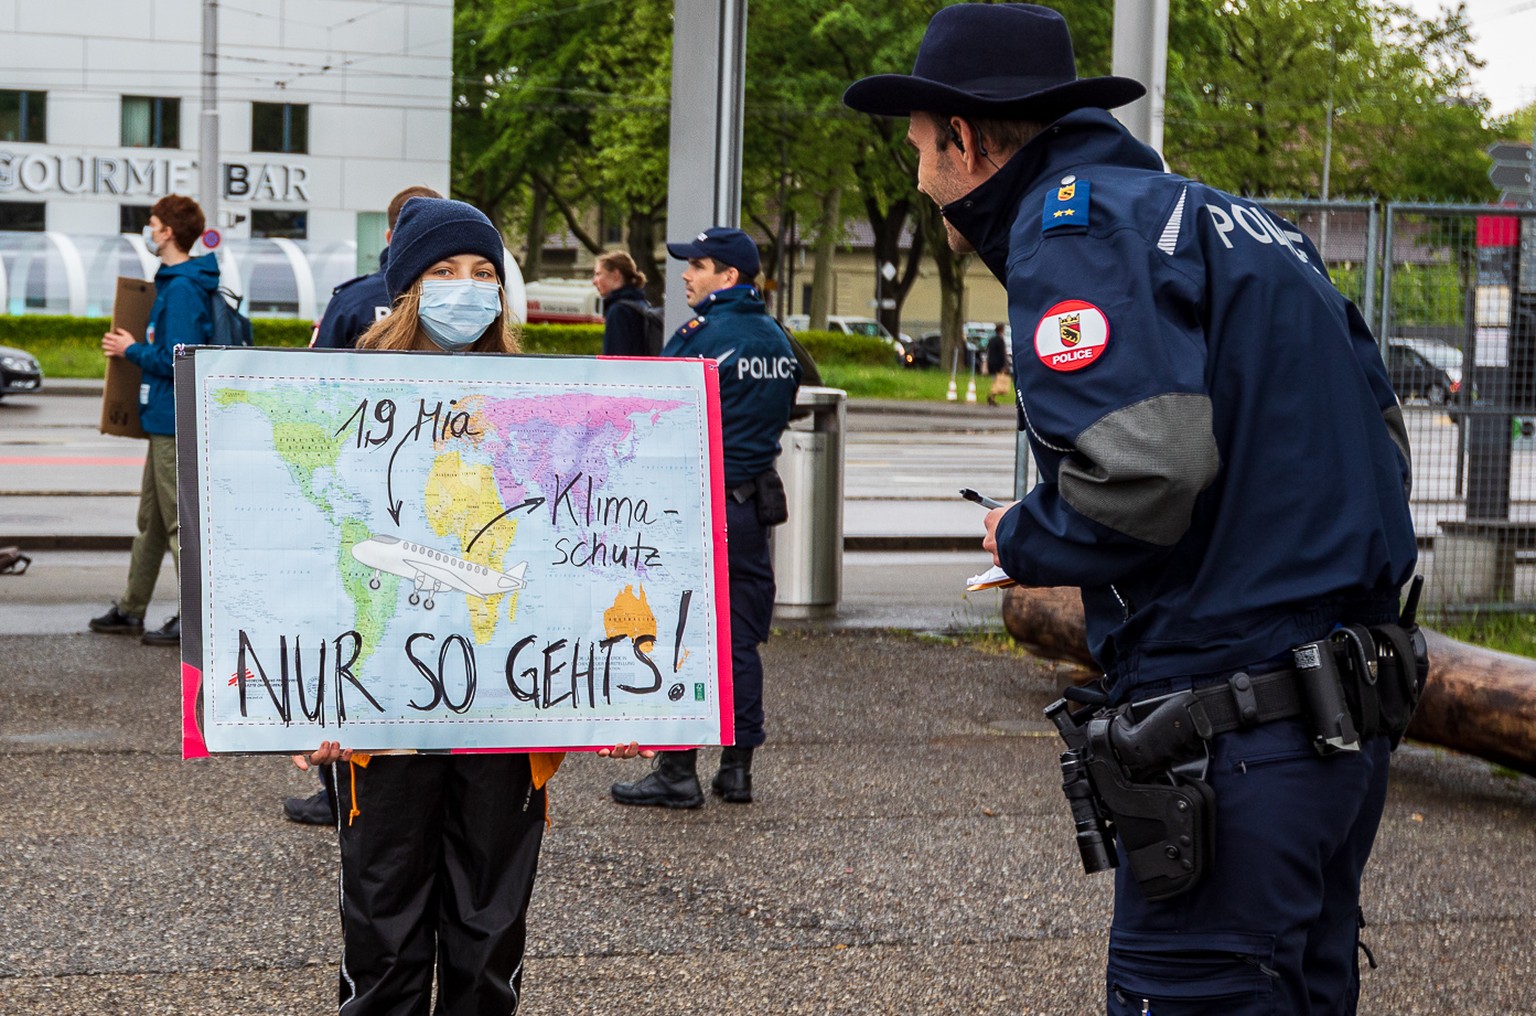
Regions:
[[1, 617, 1533, 1014], [3, 386, 1535, 1013]]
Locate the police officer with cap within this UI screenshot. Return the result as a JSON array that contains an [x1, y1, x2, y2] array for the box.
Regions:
[[308, 184, 442, 351], [610, 226, 800, 809], [846, 5, 1418, 1013]]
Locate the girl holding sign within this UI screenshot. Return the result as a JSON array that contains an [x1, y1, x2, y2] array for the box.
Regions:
[[298, 196, 649, 1015]]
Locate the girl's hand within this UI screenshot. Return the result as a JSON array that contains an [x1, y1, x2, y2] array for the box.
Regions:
[[292, 741, 350, 770], [596, 741, 656, 760]]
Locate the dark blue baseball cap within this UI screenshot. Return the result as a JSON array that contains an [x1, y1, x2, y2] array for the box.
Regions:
[[666, 226, 760, 278]]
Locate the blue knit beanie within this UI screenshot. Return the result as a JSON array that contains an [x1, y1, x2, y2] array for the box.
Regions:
[[384, 197, 506, 300]]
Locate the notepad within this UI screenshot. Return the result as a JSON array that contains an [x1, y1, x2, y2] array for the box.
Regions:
[[965, 564, 1017, 591]]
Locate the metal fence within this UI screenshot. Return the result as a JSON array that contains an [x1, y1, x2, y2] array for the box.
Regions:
[[1270, 200, 1536, 617], [1010, 199, 1536, 619]]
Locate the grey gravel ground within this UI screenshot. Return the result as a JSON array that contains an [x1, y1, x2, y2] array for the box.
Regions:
[[2, 627, 1534, 1015]]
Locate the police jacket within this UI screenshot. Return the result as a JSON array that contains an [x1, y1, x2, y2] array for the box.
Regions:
[[126, 254, 218, 435], [601, 285, 651, 357], [944, 109, 1416, 701], [661, 284, 800, 489], [313, 247, 393, 349]]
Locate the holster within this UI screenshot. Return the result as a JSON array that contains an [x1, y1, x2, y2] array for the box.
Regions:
[[742, 469, 788, 527], [1082, 692, 1216, 901]]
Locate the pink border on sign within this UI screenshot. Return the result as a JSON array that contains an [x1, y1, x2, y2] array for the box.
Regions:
[[182, 662, 211, 759], [702, 359, 735, 746]]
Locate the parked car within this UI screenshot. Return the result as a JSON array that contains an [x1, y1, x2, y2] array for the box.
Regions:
[[0, 344, 43, 400], [902, 329, 989, 370], [1386, 338, 1464, 405], [784, 314, 904, 362]]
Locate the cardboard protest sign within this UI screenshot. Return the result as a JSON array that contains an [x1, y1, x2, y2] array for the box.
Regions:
[[175, 346, 731, 755], [101, 277, 154, 439]]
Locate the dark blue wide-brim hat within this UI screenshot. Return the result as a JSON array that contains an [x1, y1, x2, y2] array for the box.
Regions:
[[384, 197, 506, 300], [843, 3, 1145, 121]]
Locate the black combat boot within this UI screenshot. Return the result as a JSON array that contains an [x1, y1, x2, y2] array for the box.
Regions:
[[611, 749, 704, 809], [711, 745, 754, 804]]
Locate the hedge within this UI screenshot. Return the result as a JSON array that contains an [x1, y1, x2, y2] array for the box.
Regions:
[[2, 316, 895, 371], [792, 329, 898, 367], [0, 315, 312, 347]]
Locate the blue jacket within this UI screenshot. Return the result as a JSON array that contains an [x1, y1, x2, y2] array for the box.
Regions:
[[126, 254, 218, 434], [313, 247, 392, 349], [662, 284, 800, 488], [945, 110, 1416, 701]]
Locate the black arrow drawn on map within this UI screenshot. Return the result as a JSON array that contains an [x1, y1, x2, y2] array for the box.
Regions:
[[465, 498, 547, 553], [385, 438, 408, 525]]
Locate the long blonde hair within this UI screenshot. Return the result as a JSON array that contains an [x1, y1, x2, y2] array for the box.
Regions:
[[358, 282, 522, 354]]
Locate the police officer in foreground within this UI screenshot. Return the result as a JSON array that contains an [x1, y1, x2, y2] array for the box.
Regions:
[[308, 184, 442, 350], [286, 184, 443, 826], [611, 227, 800, 808], [846, 6, 1421, 1014]]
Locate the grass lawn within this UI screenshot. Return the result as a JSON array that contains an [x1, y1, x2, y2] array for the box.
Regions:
[[820, 363, 997, 401], [1432, 613, 1536, 659], [19, 331, 311, 381]]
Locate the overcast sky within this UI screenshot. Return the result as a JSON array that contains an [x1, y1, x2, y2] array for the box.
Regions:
[[1404, 0, 1536, 118]]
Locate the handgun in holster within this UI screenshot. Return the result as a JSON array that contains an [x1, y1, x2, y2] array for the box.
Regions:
[[1048, 690, 1217, 901]]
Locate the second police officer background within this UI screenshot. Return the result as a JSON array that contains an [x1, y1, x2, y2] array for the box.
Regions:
[[309, 185, 442, 351], [611, 226, 801, 809]]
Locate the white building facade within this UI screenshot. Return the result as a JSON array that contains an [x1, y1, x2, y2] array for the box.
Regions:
[[0, 0, 452, 317]]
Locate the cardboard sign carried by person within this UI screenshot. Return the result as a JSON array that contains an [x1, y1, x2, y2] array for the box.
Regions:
[[100, 277, 155, 439], [175, 346, 732, 756]]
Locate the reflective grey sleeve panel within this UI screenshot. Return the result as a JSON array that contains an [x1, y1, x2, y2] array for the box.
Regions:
[[1056, 392, 1220, 547]]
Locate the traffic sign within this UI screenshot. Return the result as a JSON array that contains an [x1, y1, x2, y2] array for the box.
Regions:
[[1488, 141, 1533, 203], [1490, 164, 1533, 190], [1487, 141, 1533, 165], [201, 228, 222, 250]]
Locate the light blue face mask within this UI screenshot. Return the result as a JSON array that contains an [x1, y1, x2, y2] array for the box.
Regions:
[[141, 225, 160, 255], [418, 279, 503, 351]]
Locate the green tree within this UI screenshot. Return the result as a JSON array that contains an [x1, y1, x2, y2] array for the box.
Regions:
[[1165, 0, 1495, 201]]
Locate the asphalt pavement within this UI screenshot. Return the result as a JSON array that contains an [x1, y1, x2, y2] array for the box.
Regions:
[[2, 383, 1534, 1014]]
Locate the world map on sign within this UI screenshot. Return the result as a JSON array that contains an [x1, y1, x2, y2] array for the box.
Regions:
[[177, 347, 729, 755]]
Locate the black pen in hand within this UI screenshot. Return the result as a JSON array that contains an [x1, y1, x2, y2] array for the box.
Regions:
[[959, 487, 1006, 510]]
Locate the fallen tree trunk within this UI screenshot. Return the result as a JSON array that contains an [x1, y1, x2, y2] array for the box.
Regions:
[[1001, 586, 1536, 777]]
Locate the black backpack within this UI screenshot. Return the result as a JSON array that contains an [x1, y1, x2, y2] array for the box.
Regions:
[[208, 286, 254, 346], [618, 299, 665, 356]]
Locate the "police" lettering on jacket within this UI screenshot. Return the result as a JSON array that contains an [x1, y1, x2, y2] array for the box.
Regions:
[[736, 355, 798, 380], [1204, 199, 1310, 266]]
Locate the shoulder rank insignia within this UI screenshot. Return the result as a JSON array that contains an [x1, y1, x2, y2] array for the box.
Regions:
[[677, 315, 708, 340], [1042, 175, 1089, 234]]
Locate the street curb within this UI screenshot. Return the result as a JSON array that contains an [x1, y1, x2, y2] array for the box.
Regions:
[[0, 535, 136, 551]]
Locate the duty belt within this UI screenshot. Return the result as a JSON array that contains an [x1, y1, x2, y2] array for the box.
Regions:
[[1126, 668, 1304, 738]]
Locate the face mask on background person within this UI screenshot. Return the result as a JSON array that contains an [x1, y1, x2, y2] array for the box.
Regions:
[[142, 225, 160, 255], [418, 279, 502, 352]]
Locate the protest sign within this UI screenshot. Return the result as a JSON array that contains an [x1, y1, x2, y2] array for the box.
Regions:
[[175, 346, 730, 755], [100, 277, 154, 439]]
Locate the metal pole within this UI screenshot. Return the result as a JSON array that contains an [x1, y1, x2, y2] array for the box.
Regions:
[[1379, 205, 1396, 344], [1111, 0, 1168, 154], [663, 0, 747, 333], [200, 0, 220, 231], [1362, 202, 1379, 345]]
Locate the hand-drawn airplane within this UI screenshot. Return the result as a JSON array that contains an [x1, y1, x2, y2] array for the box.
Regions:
[[350, 534, 528, 610]]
